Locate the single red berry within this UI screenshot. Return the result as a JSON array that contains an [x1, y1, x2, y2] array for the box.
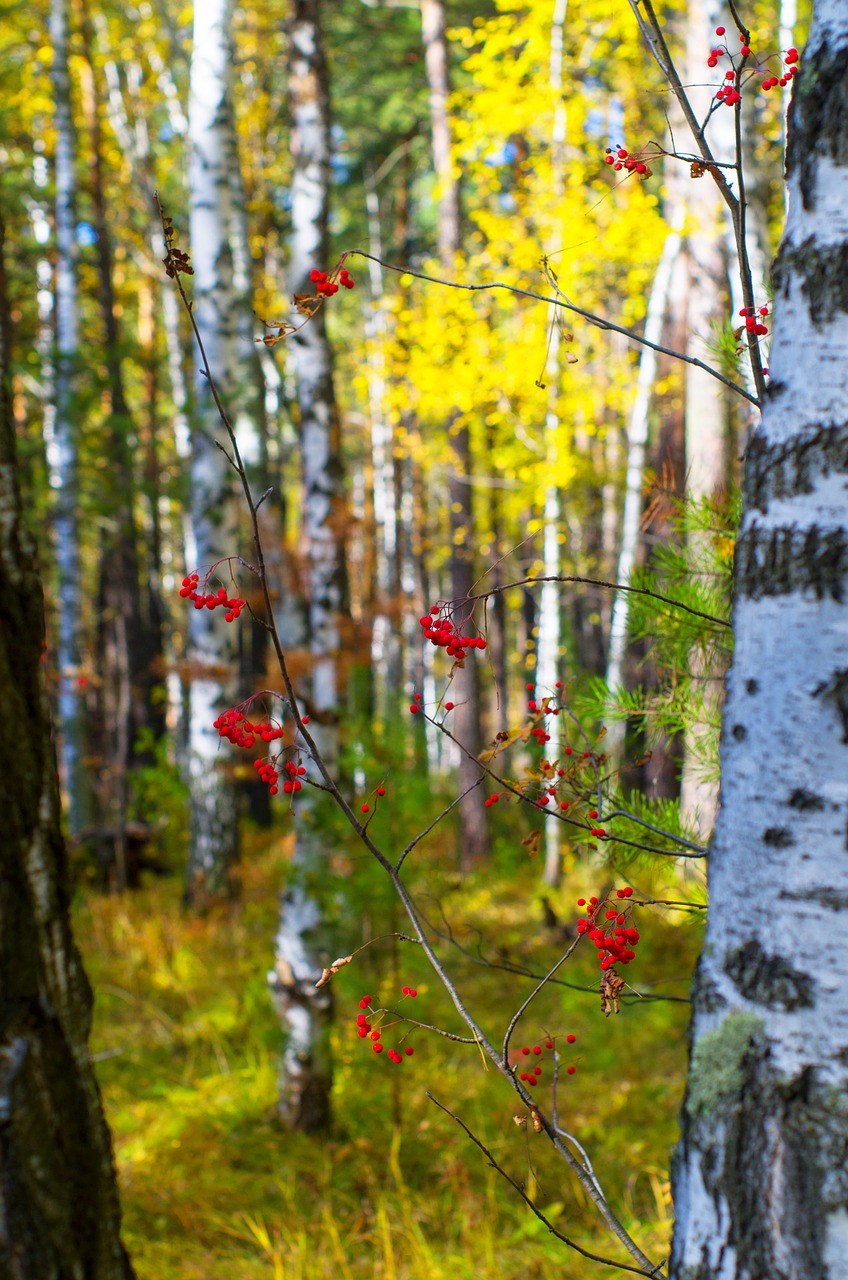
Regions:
[[521, 1047, 530, 1056], [567, 1066, 576, 1075], [533, 1045, 542, 1055], [409, 704, 419, 714], [577, 898, 586, 906], [566, 1034, 576, 1044], [373, 1043, 383, 1053], [405, 1046, 414, 1056], [715, 25, 725, 34], [376, 787, 386, 797], [361, 804, 370, 813]]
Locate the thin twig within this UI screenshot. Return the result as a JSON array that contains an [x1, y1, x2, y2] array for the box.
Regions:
[[396, 776, 485, 872], [347, 250, 758, 407], [427, 1095, 667, 1279]]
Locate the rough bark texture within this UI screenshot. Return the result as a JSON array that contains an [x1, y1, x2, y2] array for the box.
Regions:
[[0, 208, 134, 1280], [670, 8, 848, 1277]]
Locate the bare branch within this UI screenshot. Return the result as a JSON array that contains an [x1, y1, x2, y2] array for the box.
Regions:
[[427, 1094, 667, 1279]]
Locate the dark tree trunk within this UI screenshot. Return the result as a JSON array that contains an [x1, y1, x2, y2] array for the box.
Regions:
[[0, 208, 134, 1280]]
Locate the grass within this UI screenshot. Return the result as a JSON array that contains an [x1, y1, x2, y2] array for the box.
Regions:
[[75, 818, 701, 1279]]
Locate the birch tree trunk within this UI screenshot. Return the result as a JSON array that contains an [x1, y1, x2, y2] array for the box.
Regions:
[[0, 208, 134, 1280], [421, 0, 488, 869], [269, 0, 343, 1132], [185, 0, 243, 899], [671, 10, 848, 1275], [49, 0, 94, 837]]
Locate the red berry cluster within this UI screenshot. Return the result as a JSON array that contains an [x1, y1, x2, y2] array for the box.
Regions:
[[417, 604, 488, 661], [514, 1035, 578, 1087], [354, 990, 416, 1063], [211, 703, 310, 799], [485, 792, 500, 808], [409, 691, 422, 714], [254, 758, 279, 793], [707, 28, 799, 105], [281, 759, 306, 795], [213, 708, 285, 750], [180, 573, 246, 623], [603, 145, 651, 177], [739, 303, 770, 337], [309, 267, 355, 296], [576, 888, 639, 972], [762, 47, 798, 90]]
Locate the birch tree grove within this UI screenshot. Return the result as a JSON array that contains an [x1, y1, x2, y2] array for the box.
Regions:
[[670, 4, 848, 1274]]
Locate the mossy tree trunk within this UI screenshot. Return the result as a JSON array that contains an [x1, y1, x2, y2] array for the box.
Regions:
[[0, 209, 133, 1280], [671, 8, 848, 1277]]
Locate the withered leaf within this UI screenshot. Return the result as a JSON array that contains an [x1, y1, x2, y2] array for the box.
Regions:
[[314, 954, 352, 988], [522, 829, 541, 858], [600, 970, 626, 1016]]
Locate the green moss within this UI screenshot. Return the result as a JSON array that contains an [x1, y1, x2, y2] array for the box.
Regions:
[[686, 1012, 764, 1119]]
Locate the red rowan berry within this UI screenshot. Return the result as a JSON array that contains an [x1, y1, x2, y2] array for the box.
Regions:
[[376, 787, 386, 796], [566, 1034, 576, 1044], [405, 1046, 414, 1056], [567, 1066, 576, 1075]]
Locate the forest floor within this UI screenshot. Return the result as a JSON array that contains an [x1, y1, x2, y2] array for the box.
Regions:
[[76, 822, 701, 1279]]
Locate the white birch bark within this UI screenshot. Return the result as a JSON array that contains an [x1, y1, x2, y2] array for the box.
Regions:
[[185, 0, 242, 895], [269, 0, 341, 1132], [49, 0, 93, 836], [671, 9, 848, 1275]]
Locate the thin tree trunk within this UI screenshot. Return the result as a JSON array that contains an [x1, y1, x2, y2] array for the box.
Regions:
[[421, 0, 488, 868], [540, 0, 568, 888], [671, 11, 848, 1273], [605, 227, 682, 752], [77, 17, 165, 887], [0, 205, 134, 1280], [269, 0, 343, 1133], [676, 0, 736, 837], [49, 0, 94, 837], [184, 0, 244, 900]]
